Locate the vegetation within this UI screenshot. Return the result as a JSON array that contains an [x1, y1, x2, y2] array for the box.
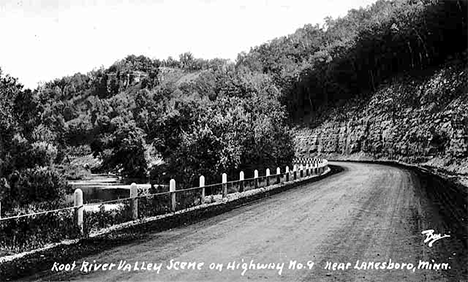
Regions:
[[0, 53, 294, 212], [0, 69, 71, 213], [236, 0, 467, 121], [0, 0, 466, 214]]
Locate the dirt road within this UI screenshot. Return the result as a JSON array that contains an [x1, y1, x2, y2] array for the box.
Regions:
[[23, 162, 466, 281]]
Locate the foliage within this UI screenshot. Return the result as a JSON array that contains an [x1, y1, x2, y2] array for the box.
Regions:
[[2, 0, 464, 206], [2, 0, 466, 260], [0, 68, 69, 212], [13, 167, 69, 207], [146, 68, 295, 187], [0, 209, 80, 256], [83, 202, 132, 235], [91, 120, 148, 179], [236, 0, 467, 120], [28, 141, 58, 167]]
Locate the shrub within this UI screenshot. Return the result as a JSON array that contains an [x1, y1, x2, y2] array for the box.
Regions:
[[28, 141, 58, 167], [0, 209, 80, 256], [14, 166, 70, 207]]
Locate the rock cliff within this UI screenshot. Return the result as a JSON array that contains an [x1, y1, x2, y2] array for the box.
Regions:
[[295, 60, 468, 179]]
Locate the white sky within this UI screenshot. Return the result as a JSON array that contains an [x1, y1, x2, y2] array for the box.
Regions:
[[0, 0, 377, 89]]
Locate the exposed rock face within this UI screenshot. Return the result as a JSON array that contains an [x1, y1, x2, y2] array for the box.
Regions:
[[295, 61, 468, 174]]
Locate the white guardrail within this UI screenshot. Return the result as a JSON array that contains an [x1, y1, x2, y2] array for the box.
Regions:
[[0, 157, 328, 256]]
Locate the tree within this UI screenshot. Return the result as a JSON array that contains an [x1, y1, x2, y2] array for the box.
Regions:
[[0, 69, 69, 211], [179, 52, 195, 70], [93, 120, 148, 179]]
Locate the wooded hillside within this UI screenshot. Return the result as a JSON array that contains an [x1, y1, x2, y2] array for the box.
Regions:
[[0, 0, 466, 212], [236, 0, 467, 121]]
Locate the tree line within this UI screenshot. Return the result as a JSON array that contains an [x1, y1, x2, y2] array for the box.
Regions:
[[236, 0, 467, 121], [1, 0, 466, 212], [0, 54, 294, 212]]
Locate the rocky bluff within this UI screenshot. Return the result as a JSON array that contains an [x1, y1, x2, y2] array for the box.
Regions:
[[295, 60, 468, 179]]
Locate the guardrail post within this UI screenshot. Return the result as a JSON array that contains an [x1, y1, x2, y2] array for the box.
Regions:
[[293, 166, 297, 180], [170, 179, 176, 212], [300, 164, 304, 178], [222, 173, 228, 197], [266, 168, 270, 186], [200, 176, 205, 204], [306, 164, 310, 176], [74, 189, 84, 236], [285, 166, 290, 182], [239, 171, 244, 192], [254, 169, 259, 188], [130, 183, 138, 220], [276, 167, 281, 183]]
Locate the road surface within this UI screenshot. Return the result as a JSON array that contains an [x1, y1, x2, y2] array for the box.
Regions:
[[23, 162, 466, 281]]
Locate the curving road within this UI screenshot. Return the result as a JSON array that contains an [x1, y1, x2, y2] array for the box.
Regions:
[[23, 162, 466, 281]]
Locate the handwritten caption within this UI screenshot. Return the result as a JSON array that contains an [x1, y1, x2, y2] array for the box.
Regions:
[[51, 259, 450, 276]]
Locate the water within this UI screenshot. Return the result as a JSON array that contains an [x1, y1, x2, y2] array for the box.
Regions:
[[67, 174, 151, 203]]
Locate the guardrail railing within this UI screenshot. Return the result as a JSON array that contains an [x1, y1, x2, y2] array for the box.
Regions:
[[0, 158, 328, 257]]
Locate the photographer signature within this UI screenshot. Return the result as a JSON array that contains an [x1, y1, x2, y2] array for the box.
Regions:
[[422, 229, 450, 247]]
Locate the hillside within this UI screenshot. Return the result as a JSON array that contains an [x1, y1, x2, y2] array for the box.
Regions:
[[295, 58, 468, 184], [0, 51, 296, 214], [231, 0, 467, 184], [1, 0, 466, 214], [158, 67, 205, 87]]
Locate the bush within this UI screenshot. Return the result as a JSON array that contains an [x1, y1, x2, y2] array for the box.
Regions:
[[28, 141, 58, 167], [62, 163, 91, 180], [0, 209, 80, 256], [13, 166, 70, 207], [83, 202, 133, 235]]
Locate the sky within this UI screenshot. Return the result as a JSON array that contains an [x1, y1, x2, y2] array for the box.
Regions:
[[0, 0, 377, 89]]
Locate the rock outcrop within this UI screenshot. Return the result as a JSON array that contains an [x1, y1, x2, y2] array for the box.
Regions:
[[295, 60, 468, 176]]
